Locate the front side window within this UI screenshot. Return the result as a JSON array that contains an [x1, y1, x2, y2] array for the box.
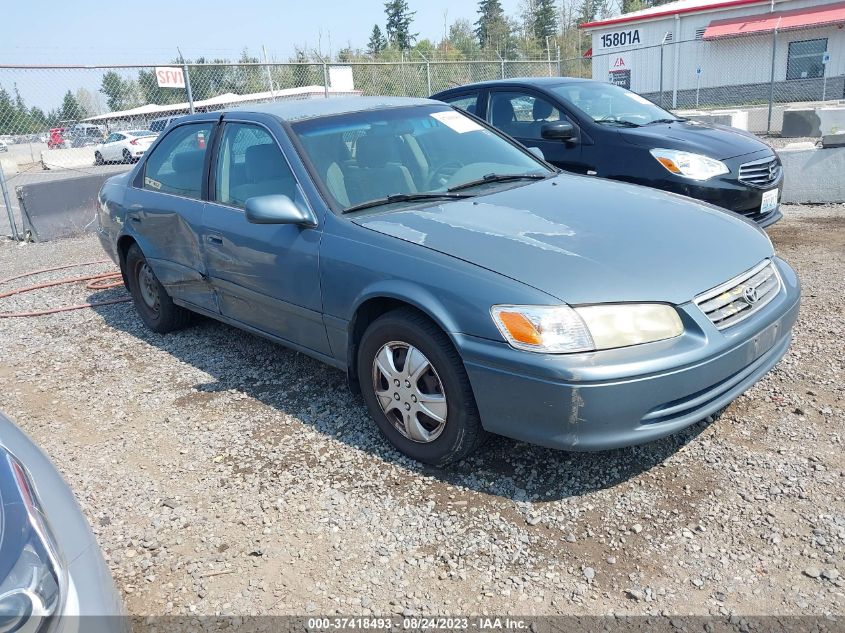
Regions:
[[292, 105, 551, 212], [213, 123, 298, 209], [787, 38, 827, 80], [488, 92, 561, 140], [551, 82, 678, 126], [142, 122, 213, 199]]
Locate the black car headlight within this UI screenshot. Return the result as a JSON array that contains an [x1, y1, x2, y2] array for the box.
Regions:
[[0, 451, 65, 633]]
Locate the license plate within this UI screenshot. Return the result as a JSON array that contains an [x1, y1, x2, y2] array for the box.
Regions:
[[750, 321, 779, 361], [760, 189, 778, 214]]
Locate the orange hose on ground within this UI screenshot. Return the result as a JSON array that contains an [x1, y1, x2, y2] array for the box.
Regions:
[[0, 261, 131, 318]]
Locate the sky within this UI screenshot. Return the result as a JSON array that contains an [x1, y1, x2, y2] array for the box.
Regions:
[[0, 0, 522, 114], [1, 0, 523, 65]]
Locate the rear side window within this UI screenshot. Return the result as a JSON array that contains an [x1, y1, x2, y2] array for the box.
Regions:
[[442, 93, 480, 116], [488, 91, 561, 140], [142, 123, 213, 200]]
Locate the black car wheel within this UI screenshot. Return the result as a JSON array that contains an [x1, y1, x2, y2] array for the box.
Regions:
[[357, 308, 487, 466], [94, 151, 103, 166], [124, 244, 191, 333], [122, 148, 132, 164]]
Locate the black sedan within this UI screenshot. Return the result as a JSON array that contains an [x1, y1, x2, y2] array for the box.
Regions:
[[432, 78, 782, 227]]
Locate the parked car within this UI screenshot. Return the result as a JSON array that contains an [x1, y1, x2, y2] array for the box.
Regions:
[[47, 127, 67, 149], [96, 97, 799, 466], [148, 115, 183, 133], [66, 123, 106, 148], [432, 78, 784, 227], [0, 411, 126, 630], [0, 139, 7, 153], [94, 130, 158, 165]]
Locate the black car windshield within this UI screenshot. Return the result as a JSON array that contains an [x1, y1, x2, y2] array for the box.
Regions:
[[550, 82, 681, 126], [291, 105, 552, 213]]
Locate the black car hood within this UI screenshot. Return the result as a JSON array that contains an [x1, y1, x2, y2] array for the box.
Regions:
[[619, 120, 771, 160]]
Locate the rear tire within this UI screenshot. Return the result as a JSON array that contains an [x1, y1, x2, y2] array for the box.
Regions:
[[124, 244, 191, 333], [122, 148, 132, 164], [357, 308, 487, 466]]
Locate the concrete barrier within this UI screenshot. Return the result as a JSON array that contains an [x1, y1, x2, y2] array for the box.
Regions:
[[782, 106, 845, 138], [16, 172, 116, 241], [40, 147, 96, 171], [0, 155, 19, 176], [677, 109, 749, 131], [779, 145, 845, 204]]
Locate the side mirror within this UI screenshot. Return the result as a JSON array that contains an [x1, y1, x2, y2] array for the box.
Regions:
[[541, 121, 576, 141], [245, 195, 316, 227], [527, 146, 545, 160]]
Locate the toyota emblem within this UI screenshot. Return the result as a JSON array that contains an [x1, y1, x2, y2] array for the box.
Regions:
[[743, 285, 759, 304]]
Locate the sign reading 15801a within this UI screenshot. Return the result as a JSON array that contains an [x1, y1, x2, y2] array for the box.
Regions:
[[600, 29, 641, 48]]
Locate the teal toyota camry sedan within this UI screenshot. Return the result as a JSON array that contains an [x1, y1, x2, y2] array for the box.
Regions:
[[96, 97, 800, 466]]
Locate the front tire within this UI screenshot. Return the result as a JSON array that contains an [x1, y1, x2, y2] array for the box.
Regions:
[[94, 151, 103, 166], [122, 148, 132, 164], [124, 244, 191, 333], [357, 308, 486, 466]]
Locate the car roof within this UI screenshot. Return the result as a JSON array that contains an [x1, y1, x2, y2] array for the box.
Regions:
[[232, 96, 440, 122], [432, 76, 596, 95]]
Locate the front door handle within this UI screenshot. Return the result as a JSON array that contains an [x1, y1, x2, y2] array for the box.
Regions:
[[207, 235, 223, 245]]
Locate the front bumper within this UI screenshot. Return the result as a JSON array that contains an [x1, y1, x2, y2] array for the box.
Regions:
[[458, 258, 800, 451]]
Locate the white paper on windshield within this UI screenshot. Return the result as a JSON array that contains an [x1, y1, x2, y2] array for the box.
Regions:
[[431, 110, 483, 133], [625, 92, 652, 105]]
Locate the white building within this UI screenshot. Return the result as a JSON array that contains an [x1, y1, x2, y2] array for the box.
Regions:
[[580, 0, 845, 108]]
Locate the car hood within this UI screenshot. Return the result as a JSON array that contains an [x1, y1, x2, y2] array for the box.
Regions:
[[619, 120, 771, 160], [353, 175, 774, 305]]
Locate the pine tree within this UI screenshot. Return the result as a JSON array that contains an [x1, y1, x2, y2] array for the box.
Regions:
[[60, 90, 87, 122], [367, 24, 387, 55], [533, 0, 558, 41], [475, 0, 506, 48], [384, 0, 417, 50]]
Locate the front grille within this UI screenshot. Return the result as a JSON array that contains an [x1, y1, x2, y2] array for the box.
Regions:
[[738, 155, 781, 188], [694, 260, 781, 330]]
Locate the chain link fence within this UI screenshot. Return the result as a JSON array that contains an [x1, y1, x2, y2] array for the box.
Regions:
[[0, 59, 561, 237]]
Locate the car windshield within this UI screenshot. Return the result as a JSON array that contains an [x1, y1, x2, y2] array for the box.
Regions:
[[550, 82, 681, 126], [291, 105, 552, 213]]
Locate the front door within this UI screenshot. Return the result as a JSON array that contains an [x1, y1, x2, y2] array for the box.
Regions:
[[201, 121, 330, 356], [487, 90, 584, 173]]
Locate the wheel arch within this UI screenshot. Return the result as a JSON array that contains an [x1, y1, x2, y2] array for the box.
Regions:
[[116, 234, 138, 286], [345, 285, 463, 394]]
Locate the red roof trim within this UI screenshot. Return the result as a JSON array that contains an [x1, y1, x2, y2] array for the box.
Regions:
[[579, 0, 768, 29], [703, 1, 845, 38]]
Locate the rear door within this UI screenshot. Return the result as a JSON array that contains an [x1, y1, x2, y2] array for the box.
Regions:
[[201, 117, 330, 355], [486, 89, 585, 172], [126, 120, 218, 312]]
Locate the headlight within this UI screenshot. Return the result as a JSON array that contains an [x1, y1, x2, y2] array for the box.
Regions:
[[0, 452, 65, 633], [649, 148, 729, 181], [491, 303, 683, 353]]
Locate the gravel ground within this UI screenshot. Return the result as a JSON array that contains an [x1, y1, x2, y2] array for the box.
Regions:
[[0, 204, 842, 618]]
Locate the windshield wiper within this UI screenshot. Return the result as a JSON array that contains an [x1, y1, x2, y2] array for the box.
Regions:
[[594, 117, 641, 127], [341, 192, 472, 214], [647, 117, 686, 125], [447, 172, 549, 193]]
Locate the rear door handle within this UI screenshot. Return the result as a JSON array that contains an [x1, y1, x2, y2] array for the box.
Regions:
[[127, 212, 141, 223], [207, 235, 223, 245]]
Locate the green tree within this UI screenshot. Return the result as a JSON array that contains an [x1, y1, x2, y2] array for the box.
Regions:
[[475, 0, 510, 51], [367, 24, 387, 55], [384, 0, 417, 50], [100, 71, 135, 111], [447, 19, 481, 58], [59, 90, 87, 122], [533, 0, 558, 41], [0, 86, 16, 134]]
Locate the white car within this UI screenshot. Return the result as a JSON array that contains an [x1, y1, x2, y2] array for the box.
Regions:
[[94, 130, 158, 165]]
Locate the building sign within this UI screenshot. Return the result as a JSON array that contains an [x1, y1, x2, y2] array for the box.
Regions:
[[608, 53, 631, 89], [155, 67, 186, 89], [600, 29, 641, 49]]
